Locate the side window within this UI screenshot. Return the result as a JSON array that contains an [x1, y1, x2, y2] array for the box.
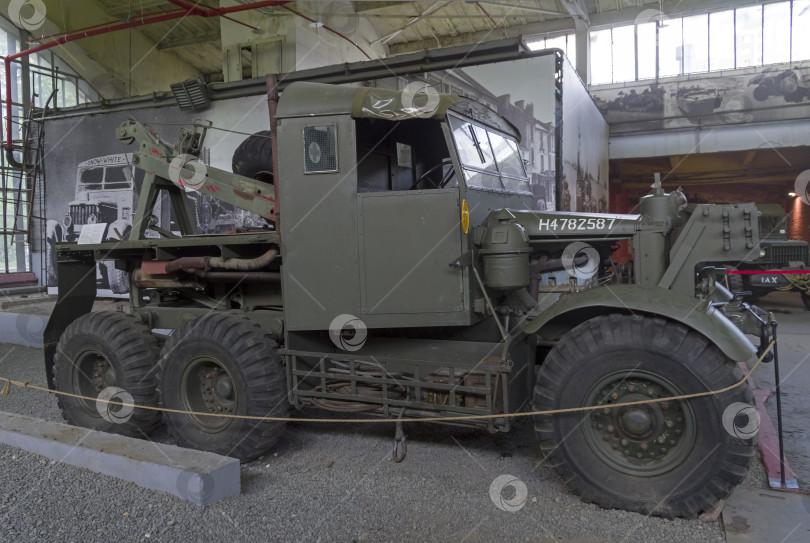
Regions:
[[449, 115, 530, 193], [303, 125, 338, 174], [488, 132, 530, 192]]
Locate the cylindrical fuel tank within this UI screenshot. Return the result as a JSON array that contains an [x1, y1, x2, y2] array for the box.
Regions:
[[479, 222, 531, 290]]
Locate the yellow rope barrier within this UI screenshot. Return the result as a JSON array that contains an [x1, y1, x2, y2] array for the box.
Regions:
[[0, 340, 775, 424]]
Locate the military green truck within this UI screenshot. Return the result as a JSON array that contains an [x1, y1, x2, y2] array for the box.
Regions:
[[726, 203, 810, 309], [45, 81, 772, 518]]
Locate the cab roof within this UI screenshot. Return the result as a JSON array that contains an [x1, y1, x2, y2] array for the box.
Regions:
[[276, 81, 520, 141]]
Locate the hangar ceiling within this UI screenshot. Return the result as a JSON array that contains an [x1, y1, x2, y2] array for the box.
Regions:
[[22, 0, 677, 96]]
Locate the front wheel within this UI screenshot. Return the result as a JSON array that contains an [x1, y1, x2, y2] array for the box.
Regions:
[[158, 313, 288, 461], [533, 314, 756, 518]]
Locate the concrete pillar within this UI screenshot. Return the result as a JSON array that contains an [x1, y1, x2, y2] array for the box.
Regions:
[[219, 0, 384, 81]]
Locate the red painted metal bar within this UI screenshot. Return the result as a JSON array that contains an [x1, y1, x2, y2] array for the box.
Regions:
[[29, 8, 189, 43], [5, 8, 188, 152], [475, 2, 508, 39], [4, 0, 294, 153], [280, 5, 371, 59], [727, 270, 810, 275], [165, 0, 259, 31]]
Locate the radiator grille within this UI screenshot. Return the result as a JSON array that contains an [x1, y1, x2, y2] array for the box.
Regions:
[[70, 203, 97, 225], [766, 243, 809, 265], [69, 202, 116, 225]]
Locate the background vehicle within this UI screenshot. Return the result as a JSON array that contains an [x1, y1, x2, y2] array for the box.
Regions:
[[749, 67, 808, 103], [727, 203, 810, 308], [46, 154, 136, 293], [44, 82, 771, 519]]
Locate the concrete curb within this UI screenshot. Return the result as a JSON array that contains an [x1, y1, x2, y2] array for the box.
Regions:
[[0, 411, 240, 505], [0, 312, 46, 348]]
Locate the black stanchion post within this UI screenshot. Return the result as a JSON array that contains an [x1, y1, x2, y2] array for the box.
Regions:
[[771, 321, 786, 489]]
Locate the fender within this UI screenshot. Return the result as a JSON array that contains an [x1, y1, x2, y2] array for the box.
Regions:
[[522, 285, 756, 361]]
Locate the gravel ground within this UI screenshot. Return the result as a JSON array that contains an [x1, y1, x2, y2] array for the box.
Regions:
[[0, 338, 775, 543]]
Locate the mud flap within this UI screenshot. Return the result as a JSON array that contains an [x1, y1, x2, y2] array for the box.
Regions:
[[43, 252, 97, 389]]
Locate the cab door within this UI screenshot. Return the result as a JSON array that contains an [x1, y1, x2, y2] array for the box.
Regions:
[[358, 188, 466, 325]]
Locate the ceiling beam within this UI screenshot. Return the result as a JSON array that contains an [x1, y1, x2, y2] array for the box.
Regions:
[[477, 2, 566, 16], [372, 2, 451, 46], [560, 0, 590, 25], [157, 31, 221, 51], [387, 17, 574, 55], [354, 1, 412, 12]]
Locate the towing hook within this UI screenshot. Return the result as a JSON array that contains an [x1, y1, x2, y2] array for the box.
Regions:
[[393, 409, 407, 463], [733, 290, 752, 301]]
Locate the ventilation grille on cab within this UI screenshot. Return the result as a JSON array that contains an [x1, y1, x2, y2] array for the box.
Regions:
[[303, 125, 337, 173]]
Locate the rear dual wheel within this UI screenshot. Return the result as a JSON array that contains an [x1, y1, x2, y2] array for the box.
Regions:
[[158, 313, 288, 461], [534, 314, 756, 518], [53, 311, 161, 436]]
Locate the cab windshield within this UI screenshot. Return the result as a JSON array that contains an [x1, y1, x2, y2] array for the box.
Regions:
[[79, 165, 132, 191], [448, 114, 530, 194]]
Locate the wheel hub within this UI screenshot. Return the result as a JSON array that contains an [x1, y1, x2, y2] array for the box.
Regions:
[[181, 358, 237, 432], [214, 375, 234, 399], [200, 369, 236, 413], [586, 372, 694, 476], [102, 367, 117, 388], [621, 407, 652, 436], [73, 350, 118, 415]]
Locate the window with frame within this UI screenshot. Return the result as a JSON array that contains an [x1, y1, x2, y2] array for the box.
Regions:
[[526, 33, 577, 67], [0, 17, 101, 278], [448, 116, 530, 194], [590, 1, 810, 85]]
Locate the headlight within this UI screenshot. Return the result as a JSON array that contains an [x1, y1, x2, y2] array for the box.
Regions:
[[63, 215, 72, 228], [87, 214, 97, 224]]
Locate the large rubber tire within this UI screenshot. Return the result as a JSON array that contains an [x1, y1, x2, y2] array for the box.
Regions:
[[719, 92, 753, 124], [752, 85, 769, 102], [533, 314, 756, 518], [105, 261, 129, 294], [158, 313, 287, 462], [232, 130, 273, 183], [53, 311, 162, 437]]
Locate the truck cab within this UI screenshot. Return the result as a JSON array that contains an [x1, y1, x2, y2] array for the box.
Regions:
[[276, 82, 535, 332]]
